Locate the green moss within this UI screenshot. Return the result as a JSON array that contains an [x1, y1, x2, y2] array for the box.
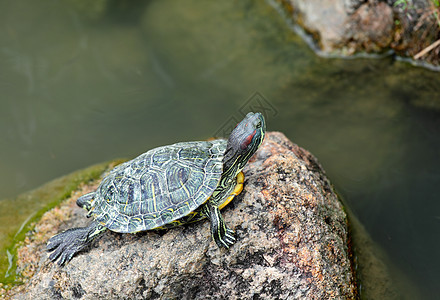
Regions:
[[0, 160, 123, 287]]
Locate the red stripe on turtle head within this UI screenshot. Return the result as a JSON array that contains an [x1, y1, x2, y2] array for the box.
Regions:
[[241, 130, 256, 150]]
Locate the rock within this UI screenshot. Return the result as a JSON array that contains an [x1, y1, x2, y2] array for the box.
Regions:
[[391, 0, 440, 67], [10, 132, 358, 299], [289, 0, 349, 52], [0, 160, 117, 288], [286, 0, 440, 67], [345, 2, 394, 53], [288, 0, 394, 54]]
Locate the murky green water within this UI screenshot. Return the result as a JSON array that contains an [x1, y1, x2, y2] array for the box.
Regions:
[[1, 0, 440, 297]]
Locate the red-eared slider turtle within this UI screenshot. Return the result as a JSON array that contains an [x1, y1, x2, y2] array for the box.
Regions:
[[47, 112, 265, 265]]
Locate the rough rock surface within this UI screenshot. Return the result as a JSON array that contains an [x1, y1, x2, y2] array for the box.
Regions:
[[288, 0, 393, 53], [345, 2, 394, 52], [11, 132, 357, 299], [390, 0, 440, 67], [286, 0, 439, 67]]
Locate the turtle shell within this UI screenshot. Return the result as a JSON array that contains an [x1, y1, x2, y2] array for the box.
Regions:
[[89, 140, 226, 233]]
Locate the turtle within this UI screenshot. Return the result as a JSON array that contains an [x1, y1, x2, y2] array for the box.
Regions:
[[47, 112, 266, 266]]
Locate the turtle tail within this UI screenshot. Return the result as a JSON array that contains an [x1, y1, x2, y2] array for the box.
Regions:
[[46, 221, 106, 266]]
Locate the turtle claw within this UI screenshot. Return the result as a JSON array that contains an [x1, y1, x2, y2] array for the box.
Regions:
[[206, 203, 237, 249], [223, 228, 236, 248], [214, 227, 236, 249], [46, 222, 105, 266], [48, 244, 75, 266], [46, 228, 85, 266]]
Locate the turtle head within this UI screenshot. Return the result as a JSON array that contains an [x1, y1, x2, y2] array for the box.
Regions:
[[223, 112, 266, 174]]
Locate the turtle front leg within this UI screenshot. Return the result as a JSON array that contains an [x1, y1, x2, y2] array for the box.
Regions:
[[203, 202, 235, 248], [47, 221, 106, 266]]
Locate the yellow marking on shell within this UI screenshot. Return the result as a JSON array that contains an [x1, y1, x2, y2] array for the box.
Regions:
[[181, 178, 191, 199], [185, 202, 192, 214], [145, 172, 244, 231], [218, 171, 244, 210], [152, 184, 157, 212], [184, 156, 204, 160], [124, 197, 129, 212]]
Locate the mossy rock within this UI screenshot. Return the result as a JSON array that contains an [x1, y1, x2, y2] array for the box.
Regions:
[[0, 159, 124, 289]]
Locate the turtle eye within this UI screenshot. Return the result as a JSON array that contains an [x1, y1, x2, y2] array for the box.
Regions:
[[255, 121, 262, 129]]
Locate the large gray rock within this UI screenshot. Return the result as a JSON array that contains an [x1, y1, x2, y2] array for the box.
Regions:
[[289, 0, 350, 52], [11, 132, 358, 299]]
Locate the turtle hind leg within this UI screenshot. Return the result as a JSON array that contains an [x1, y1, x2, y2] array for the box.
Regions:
[[203, 203, 236, 248], [77, 192, 95, 211], [46, 221, 106, 266]]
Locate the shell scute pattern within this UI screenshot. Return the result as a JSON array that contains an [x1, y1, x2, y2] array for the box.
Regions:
[[90, 140, 226, 233]]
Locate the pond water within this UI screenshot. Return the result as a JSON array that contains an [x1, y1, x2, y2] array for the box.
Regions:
[[1, 0, 440, 297]]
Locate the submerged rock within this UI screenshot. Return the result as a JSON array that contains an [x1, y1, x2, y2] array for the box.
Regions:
[[10, 132, 358, 299]]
